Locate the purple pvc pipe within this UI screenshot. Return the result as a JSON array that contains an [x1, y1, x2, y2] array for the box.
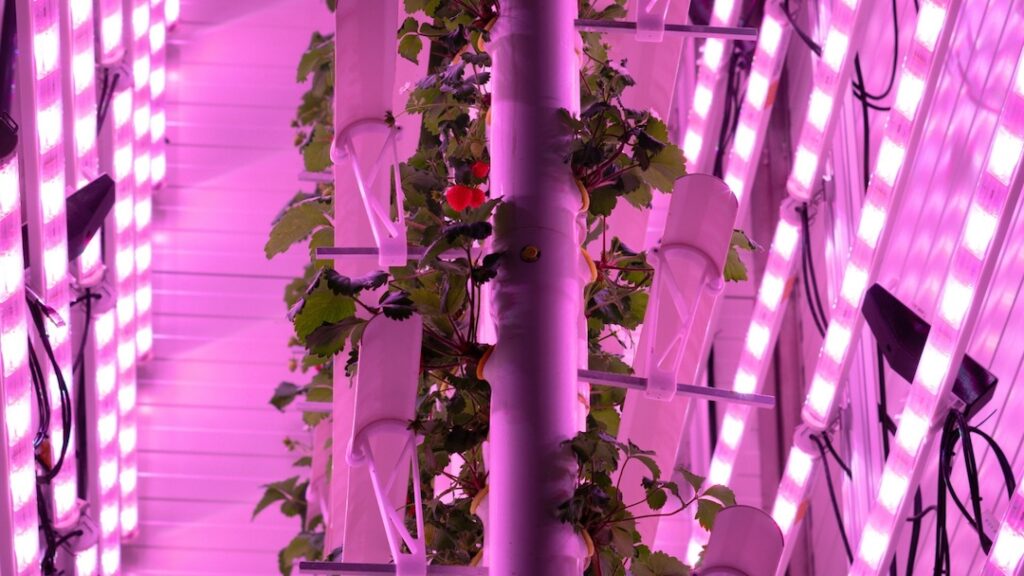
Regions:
[[485, 1, 582, 574]]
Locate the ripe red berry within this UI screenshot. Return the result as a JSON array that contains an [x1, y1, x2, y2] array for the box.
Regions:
[[471, 160, 490, 179], [445, 184, 486, 211]]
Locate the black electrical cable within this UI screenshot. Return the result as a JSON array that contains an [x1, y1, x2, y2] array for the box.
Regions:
[[783, 0, 822, 56], [29, 341, 50, 448], [943, 412, 991, 552], [812, 434, 853, 563], [800, 204, 831, 329], [968, 425, 1017, 494], [906, 488, 928, 575], [821, 433, 852, 478], [853, 58, 874, 191], [73, 289, 95, 497], [27, 297, 73, 483], [801, 232, 828, 337]]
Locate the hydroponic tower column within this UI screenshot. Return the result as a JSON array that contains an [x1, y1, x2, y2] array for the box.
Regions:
[[486, 1, 582, 574]]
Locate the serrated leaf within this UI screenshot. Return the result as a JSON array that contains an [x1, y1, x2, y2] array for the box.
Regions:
[[303, 125, 334, 172], [265, 200, 331, 258], [624, 182, 653, 209], [639, 143, 686, 193], [632, 551, 691, 576], [380, 291, 415, 320], [293, 284, 356, 339], [702, 484, 736, 507], [270, 382, 304, 411], [253, 485, 287, 519], [646, 488, 668, 510], [306, 316, 364, 357], [398, 34, 423, 64], [588, 186, 618, 217], [695, 498, 724, 532], [680, 469, 705, 493]]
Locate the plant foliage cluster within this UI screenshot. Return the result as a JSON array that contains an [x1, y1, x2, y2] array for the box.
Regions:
[[258, 1, 752, 574]]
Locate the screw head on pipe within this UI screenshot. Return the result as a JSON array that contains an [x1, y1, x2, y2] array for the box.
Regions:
[[520, 245, 541, 262]]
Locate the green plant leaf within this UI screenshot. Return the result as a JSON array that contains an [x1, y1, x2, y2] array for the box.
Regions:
[[645, 488, 667, 510], [293, 284, 357, 339], [265, 200, 331, 259], [270, 382, 304, 411], [702, 484, 736, 507], [306, 316, 364, 357], [695, 498, 724, 532], [398, 34, 423, 63], [638, 143, 686, 193], [632, 551, 691, 576], [680, 469, 705, 493]]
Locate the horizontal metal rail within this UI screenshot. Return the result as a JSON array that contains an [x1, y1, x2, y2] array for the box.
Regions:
[[574, 19, 758, 40], [291, 372, 773, 414], [299, 562, 487, 575], [578, 369, 774, 408]]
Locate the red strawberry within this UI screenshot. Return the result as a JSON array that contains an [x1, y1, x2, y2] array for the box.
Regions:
[[445, 184, 485, 211], [471, 161, 490, 179]]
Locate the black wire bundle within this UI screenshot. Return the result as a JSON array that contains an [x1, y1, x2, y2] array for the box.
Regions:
[[26, 293, 77, 575], [933, 411, 1018, 574], [812, 433, 853, 563]]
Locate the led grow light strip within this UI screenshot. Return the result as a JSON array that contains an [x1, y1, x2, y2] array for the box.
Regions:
[[164, 0, 178, 27], [680, 0, 744, 172], [98, 79, 137, 548], [96, 0, 124, 63], [149, 0, 167, 188], [85, 308, 122, 576], [17, 0, 80, 526], [115, 0, 150, 536], [786, 0, 875, 201], [680, 201, 803, 565], [721, 1, 792, 214], [0, 157, 43, 575], [763, 1, 962, 570], [983, 477, 1024, 575], [63, 0, 104, 284], [129, 0, 153, 365], [850, 44, 1024, 576]]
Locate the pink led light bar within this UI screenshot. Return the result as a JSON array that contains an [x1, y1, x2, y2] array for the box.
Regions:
[[764, 1, 963, 571], [850, 41, 1024, 576], [78, 306, 122, 576], [98, 74, 137, 544], [128, 0, 153, 367], [680, 0, 744, 172], [721, 2, 792, 214], [164, 0, 179, 27], [111, 0, 151, 536], [682, 202, 802, 565], [983, 477, 1024, 575], [95, 0, 124, 64], [785, 0, 874, 201], [149, 0, 167, 189], [17, 0, 80, 527], [0, 156, 42, 575], [62, 0, 104, 286]]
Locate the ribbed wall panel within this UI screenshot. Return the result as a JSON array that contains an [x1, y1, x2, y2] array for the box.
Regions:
[[123, 0, 330, 572]]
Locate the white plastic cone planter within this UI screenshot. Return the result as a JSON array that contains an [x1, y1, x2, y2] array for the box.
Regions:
[[700, 506, 784, 575], [344, 315, 424, 569], [331, 0, 406, 267], [616, 174, 736, 541]]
